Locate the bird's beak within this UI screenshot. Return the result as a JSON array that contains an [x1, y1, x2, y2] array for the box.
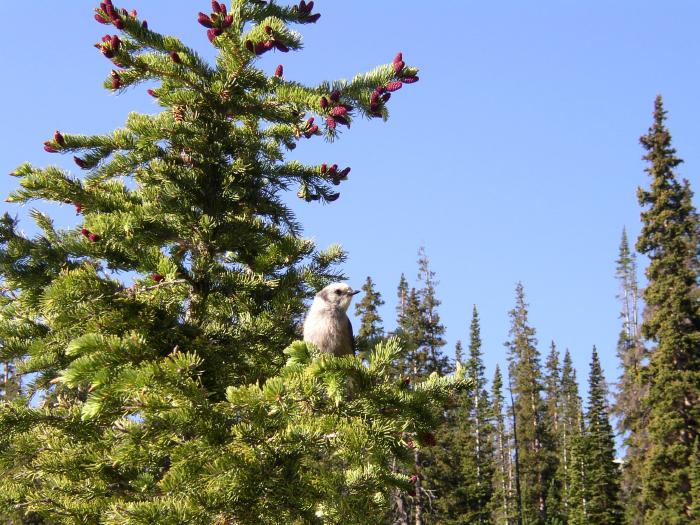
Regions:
[[351, 290, 361, 295]]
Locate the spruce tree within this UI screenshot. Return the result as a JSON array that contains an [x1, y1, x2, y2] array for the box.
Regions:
[[354, 276, 385, 353], [542, 341, 563, 523], [583, 346, 623, 525], [636, 95, 700, 524], [490, 364, 515, 525], [612, 227, 647, 525], [416, 247, 449, 377], [504, 283, 551, 525], [0, 3, 468, 523], [560, 350, 587, 525], [430, 307, 494, 524]]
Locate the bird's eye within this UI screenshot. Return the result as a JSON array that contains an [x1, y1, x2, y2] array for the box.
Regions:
[[335, 289, 341, 295]]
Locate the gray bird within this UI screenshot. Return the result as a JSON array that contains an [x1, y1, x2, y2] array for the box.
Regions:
[[303, 283, 360, 356]]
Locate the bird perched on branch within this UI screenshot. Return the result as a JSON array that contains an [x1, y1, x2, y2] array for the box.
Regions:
[[303, 282, 360, 356]]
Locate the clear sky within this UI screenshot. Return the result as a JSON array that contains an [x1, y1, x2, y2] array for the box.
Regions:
[[2, 1, 700, 407]]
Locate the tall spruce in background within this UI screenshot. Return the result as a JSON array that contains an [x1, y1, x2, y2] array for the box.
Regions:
[[543, 341, 564, 523], [612, 227, 647, 525], [561, 350, 587, 524], [416, 247, 449, 377], [505, 283, 552, 525], [466, 306, 494, 523], [354, 276, 385, 353], [490, 364, 515, 525], [430, 307, 494, 524], [636, 95, 700, 524], [583, 347, 623, 525], [0, 2, 471, 523]]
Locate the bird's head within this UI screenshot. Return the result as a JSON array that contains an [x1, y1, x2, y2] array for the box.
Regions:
[[315, 282, 360, 312]]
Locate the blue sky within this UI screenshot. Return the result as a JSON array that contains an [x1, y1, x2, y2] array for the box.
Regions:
[[2, 1, 700, 406]]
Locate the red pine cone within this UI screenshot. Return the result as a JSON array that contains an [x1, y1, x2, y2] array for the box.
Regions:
[[220, 3, 228, 14], [393, 52, 403, 64], [95, 11, 109, 24], [74, 156, 87, 168], [223, 15, 233, 28], [147, 89, 157, 97], [304, 125, 319, 138], [111, 70, 121, 89], [402, 76, 419, 84], [381, 92, 391, 102], [263, 40, 274, 50], [142, 20, 148, 28], [74, 203, 82, 214], [320, 163, 327, 174], [264, 25, 273, 34], [81, 228, 90, 237], [319, 96, 328, 109], [110, 34, 121, 51], [170, 51, 181, 63], [329, 106, 347, 117], [129, 9, 137, 18], [244, 40, 254, 52], [113, 18, 124, 29], [306, 13, 320, 22], [198, 12, 213, 27], [207, 28, 223, 42], [393, 60, 405, 74], [385, 81, 402, 92], [326, 192, 340, 202], [274, 64, 283, 77], [338, 167, 350, 178], [370, 91, 379, 104], [54, 131, 65, 147], [328, 164, 338, 175], [212, 1, 222, 13], [375, 85, 387, 94], [88, 233, 101, 242], [330, 91, 340, 103], [43, 142, 57, 153], [370, 102, 379, 113], [152, 273, 165, 282]]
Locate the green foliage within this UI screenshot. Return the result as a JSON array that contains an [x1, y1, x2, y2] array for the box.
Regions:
[[505, 283, 553, 525], [0, 2, 465, 523], [635, 96, 700, 524], [354, 276, 385, 353], [428, 307, 494, 524], [581, 347, 623, 525], [611, 227, 648, 525]]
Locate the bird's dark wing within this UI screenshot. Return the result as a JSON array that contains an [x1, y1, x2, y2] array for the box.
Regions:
[[347, 316, 356, 355]]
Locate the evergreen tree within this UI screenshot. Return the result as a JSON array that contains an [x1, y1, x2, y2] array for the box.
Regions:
[[505, 283, 551, 525], [430, 307, 494, 524], [636, 95, 700, 524], [612, 227, 647, 525], [490, 364, 516, 525], [0, 3, 467, 523], [583, 347, 623, 525], [560, 350, 586, 525], [416, 247, 449, 376], [543, 341, 563, 523], [354, 276, 385, 353]]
